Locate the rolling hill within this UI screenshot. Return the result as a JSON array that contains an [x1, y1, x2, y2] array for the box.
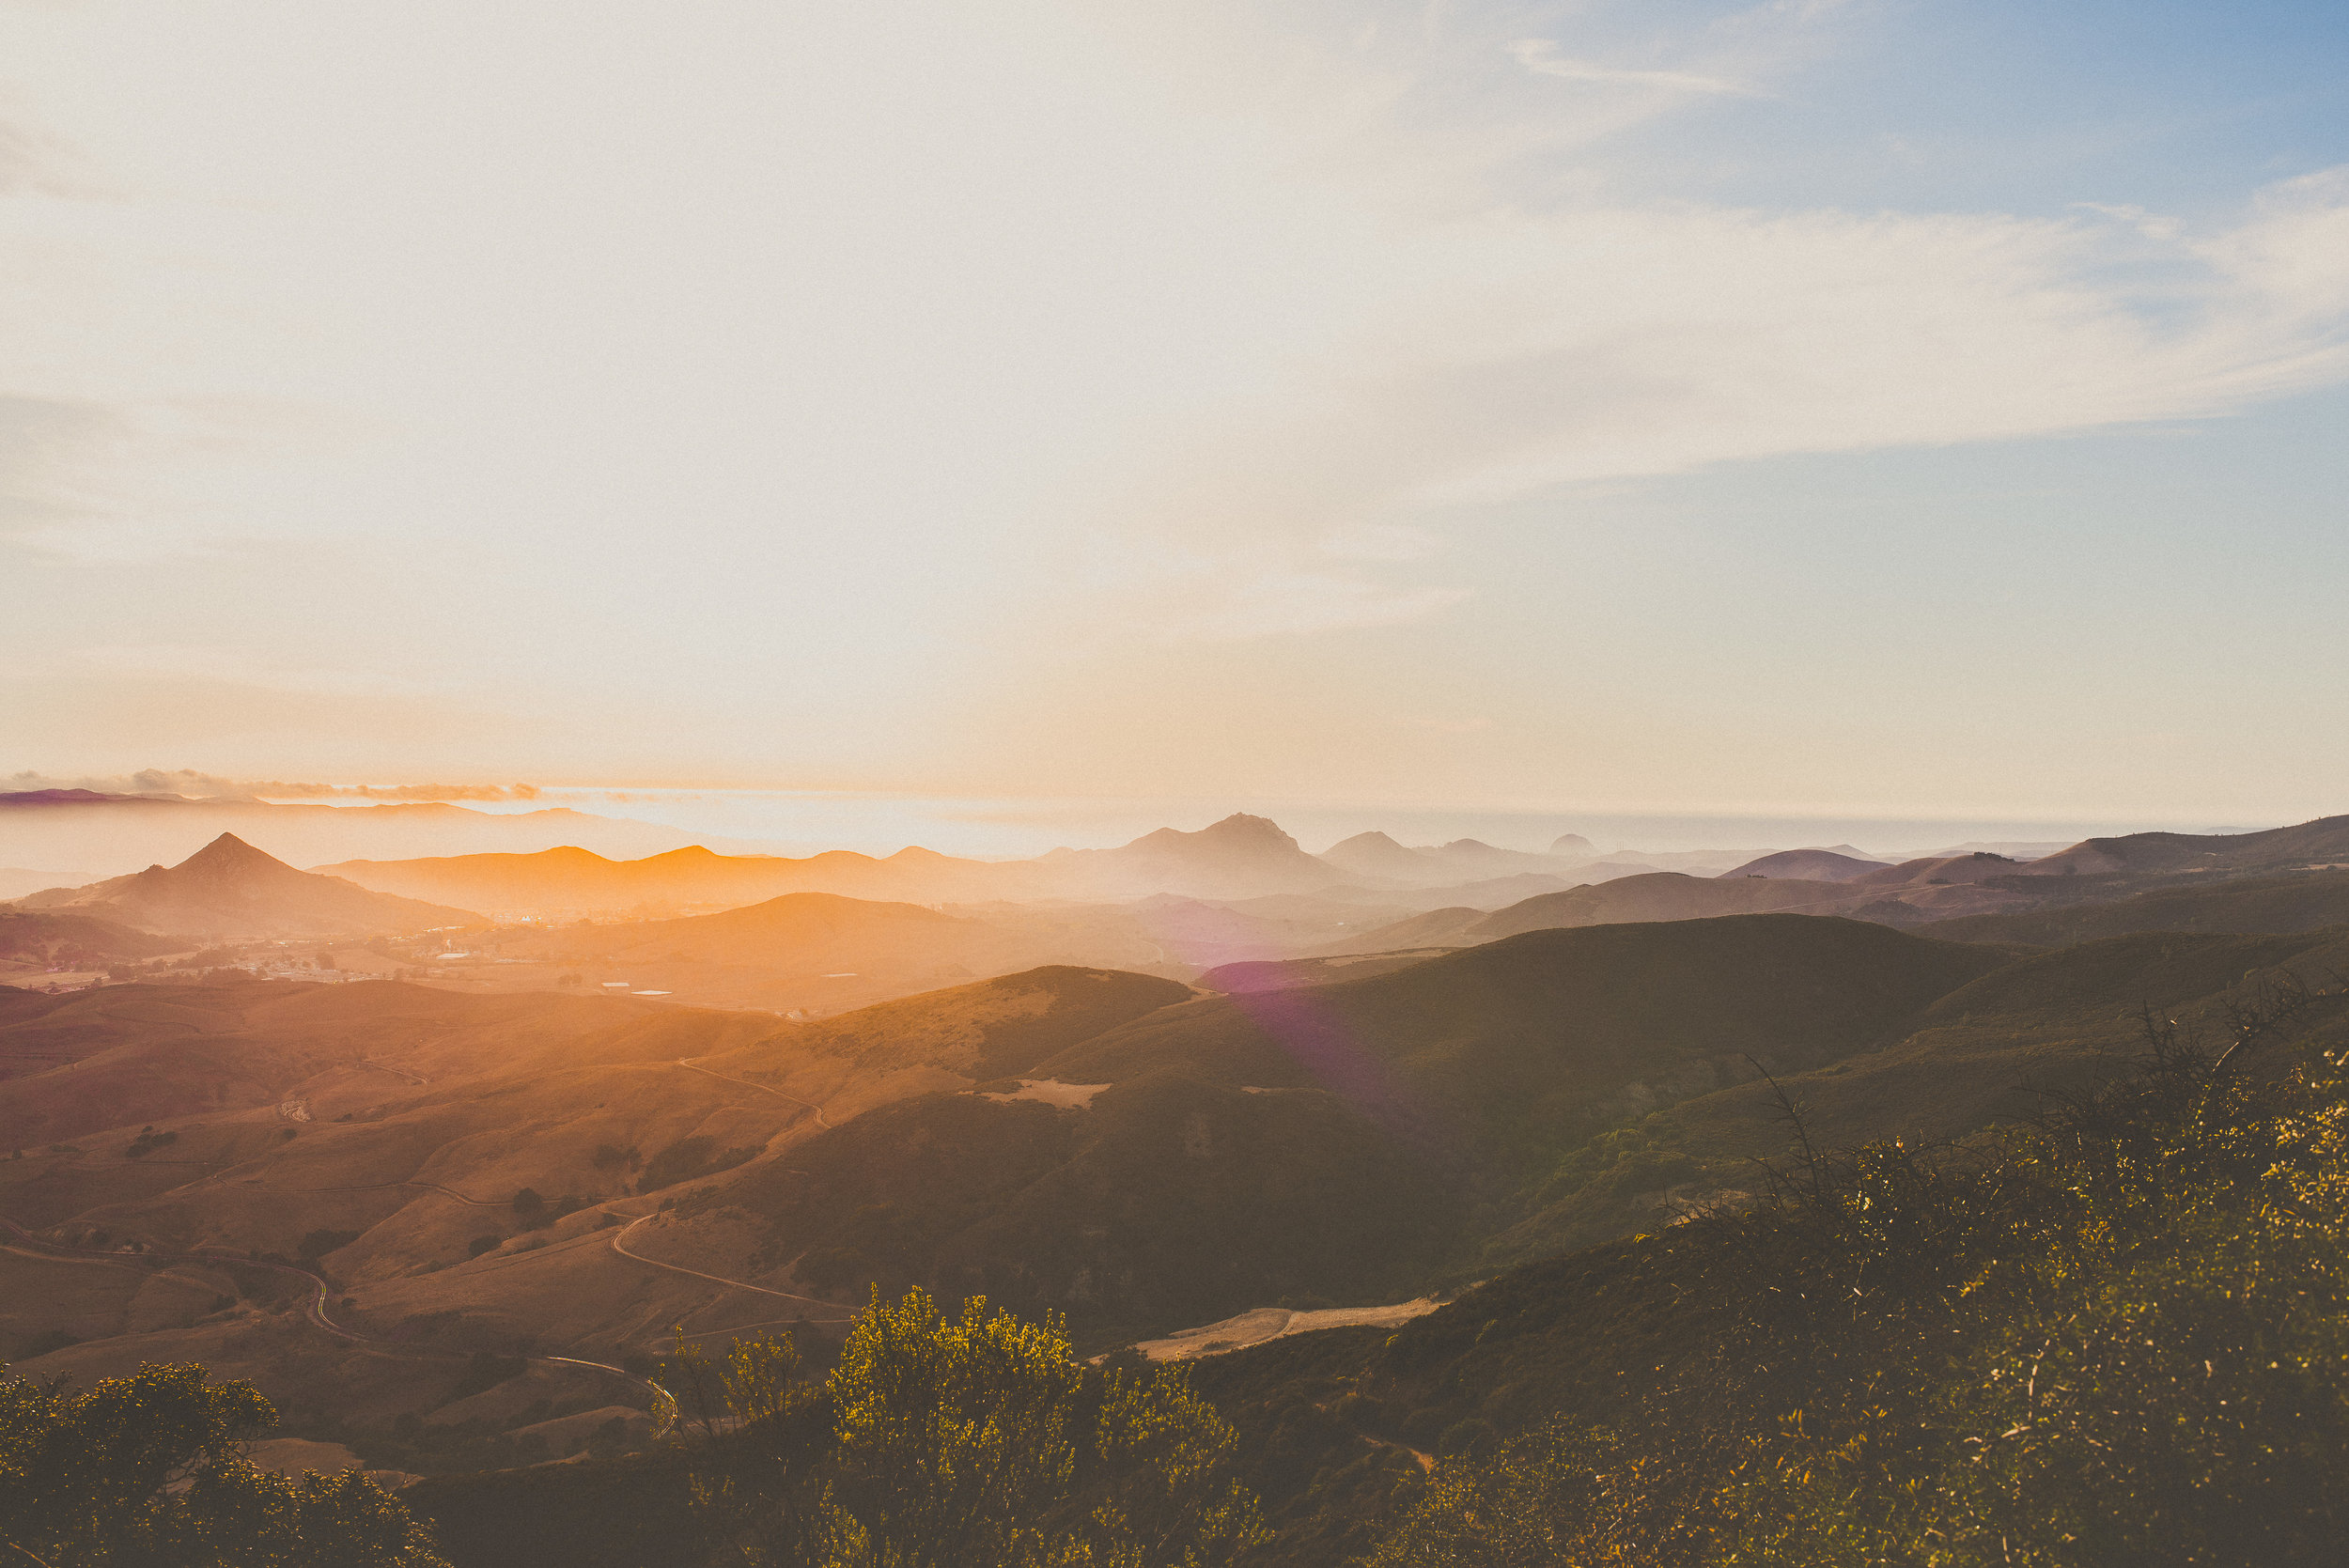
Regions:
[[490, 891, 1191, 1012], [661, 917, 2007, 1336], [1917, 867, 2349, 945], [1196, 951, 1455, 993], [380, 919, 2349, 1568], [1718, 847, 1888, 880], [10, 833, 483, 940], [1315, 871, 1869, 953], [0, 963, 1193, 1459], [0, 909, 182, 976], [2028, 812, 2349, 877]]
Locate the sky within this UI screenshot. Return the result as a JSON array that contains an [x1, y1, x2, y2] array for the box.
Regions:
[[2, 0, 2346, 834]]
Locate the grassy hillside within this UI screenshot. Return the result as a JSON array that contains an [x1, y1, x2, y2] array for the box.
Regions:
[[663, 920, 2005, 1343], [0, 975, 778, 1150], [23, 913, 2349, 1564], [2031, 810, 2349, 877], [1479, 925, 2349, 1271], [694, 1073, 1458, 1339], [1198, 951, 1454, 993], [674, 920, 2349, 1358], [0, 909, 181, 969], [0, 964, 1197, 1461], [1189, 964, 2349, 1567], [1045, 916, 2005, 1176], [698, 964, 1190, 1082], [1919, 868, 2349, 945], [385, 949, 2349, 1568]]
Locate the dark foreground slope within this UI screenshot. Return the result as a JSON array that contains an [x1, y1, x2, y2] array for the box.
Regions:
[[1190, 957, 2349, 1567], [684, 917, 2009, 1336]]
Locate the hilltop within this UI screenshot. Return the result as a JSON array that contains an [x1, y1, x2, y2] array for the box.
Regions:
[[1918, 866, 2349, 945], [1717, 846, 1888, 880], [10, 833, 483, 940]]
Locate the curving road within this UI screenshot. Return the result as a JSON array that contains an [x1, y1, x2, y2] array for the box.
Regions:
[[672, 1057, 833, 1127], [607, 1211, 853, 1322], [290, 1178, 502, 1206]]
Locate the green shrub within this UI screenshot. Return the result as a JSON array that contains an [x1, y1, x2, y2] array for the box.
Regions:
[[0, 1360, 444, 1565]]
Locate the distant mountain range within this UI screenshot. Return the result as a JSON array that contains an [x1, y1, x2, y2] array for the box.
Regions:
[[11, 833, 482, 940], [1295, 815, 2349, 955], [14, 812, 2349, 1004], [0, 788, 722, 876], [314, 815, 1740, 920]]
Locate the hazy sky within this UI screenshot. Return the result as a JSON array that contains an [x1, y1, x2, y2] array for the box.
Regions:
[[4, 0, 2345, 823]]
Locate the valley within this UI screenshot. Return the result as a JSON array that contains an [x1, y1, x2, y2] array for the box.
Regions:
[[8, 802, 2349, 1562]]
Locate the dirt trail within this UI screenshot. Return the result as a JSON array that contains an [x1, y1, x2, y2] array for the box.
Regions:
[[673, 1058, 832, 1127], [292, 1178, 502, 1205], [606, 1212, 852, 1321]]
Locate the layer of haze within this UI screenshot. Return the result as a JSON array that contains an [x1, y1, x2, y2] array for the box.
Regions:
[[3, 0, 2346, 824]]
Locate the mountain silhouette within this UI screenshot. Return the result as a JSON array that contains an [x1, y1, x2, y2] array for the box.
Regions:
[[14, 832, 483, 939]]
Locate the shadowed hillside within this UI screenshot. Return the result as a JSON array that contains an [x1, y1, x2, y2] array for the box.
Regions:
[[0, 908, 182, 977], [2030, 812, 2349, 877], [1918, 867, 2349, 945], [1479, 924, 2349, 1268], [663, 919, 2006, 1340]]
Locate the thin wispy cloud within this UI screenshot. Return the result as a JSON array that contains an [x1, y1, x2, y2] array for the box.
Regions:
[[1505, 39, 1750, 96]]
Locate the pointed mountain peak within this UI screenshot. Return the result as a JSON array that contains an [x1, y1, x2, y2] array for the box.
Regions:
[[1330, 831, 1408, 850], [177, 832, 290, 874]]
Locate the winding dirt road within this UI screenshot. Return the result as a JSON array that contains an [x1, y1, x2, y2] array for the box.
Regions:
[[673, 1058, 833, 1127], [607, 1212, 853, 1323]]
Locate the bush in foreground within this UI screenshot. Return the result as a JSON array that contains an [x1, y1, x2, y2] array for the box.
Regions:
[[679, 1286, 1268, 1567], [0, 1359, 445, 1566]]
